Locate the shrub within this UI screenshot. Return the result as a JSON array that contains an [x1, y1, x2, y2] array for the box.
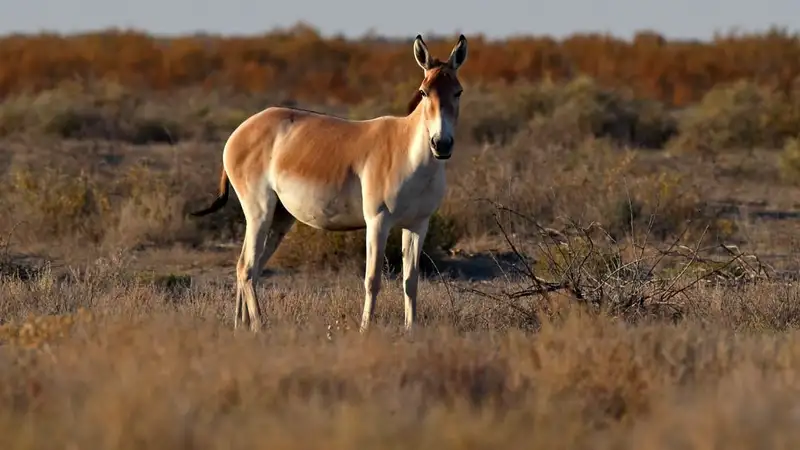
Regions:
[[668, 80, 800, 154], [444, 132, 716, 245], [444, 136, 643, 237], [0, 82, 183, 143], [4, 166, 112, 241], [620, 171, 715, 242], [457, 77, 676, 149], [0, 81, 276, 144], [0, 162, 243, 251], [105, 171, 198, 249], [778, 136, 800, 184]]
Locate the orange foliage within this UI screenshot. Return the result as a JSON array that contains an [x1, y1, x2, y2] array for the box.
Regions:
[[0, 25, 799, 106]]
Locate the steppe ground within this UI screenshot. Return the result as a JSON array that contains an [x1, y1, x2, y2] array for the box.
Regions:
[[3, 80, 800, 449]]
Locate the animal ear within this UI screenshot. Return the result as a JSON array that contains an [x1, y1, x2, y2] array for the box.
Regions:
[[447, 34, 468, 70], [413, 34, 431, 70]]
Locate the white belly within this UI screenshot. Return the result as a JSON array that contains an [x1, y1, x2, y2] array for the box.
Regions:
[[272, 175, 366, 231], [271, 163, 446, 231]]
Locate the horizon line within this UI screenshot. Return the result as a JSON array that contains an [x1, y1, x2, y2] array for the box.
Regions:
[[1, 21, 798, 43]]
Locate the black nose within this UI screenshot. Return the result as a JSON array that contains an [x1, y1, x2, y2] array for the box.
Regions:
[[430, 136, 454, 157]]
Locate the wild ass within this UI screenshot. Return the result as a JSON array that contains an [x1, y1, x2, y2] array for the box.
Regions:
[[191, 34, 468, 333]]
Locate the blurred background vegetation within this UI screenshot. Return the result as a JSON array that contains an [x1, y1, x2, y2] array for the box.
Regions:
[[2, 25, 800, 273]]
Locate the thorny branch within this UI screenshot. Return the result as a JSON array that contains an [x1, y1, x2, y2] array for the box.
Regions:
[[460, 201, 774, 328]]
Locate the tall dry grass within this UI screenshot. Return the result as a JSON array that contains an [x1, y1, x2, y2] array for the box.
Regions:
[[2, 261, 800, 449]]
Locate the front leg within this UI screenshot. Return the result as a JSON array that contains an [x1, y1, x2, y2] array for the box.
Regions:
[[402, 218, 429, 332], [361, 216, 390, 333]]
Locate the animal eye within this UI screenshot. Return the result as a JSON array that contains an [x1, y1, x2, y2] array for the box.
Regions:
[[454, 91, 463, 98], [419, 89, 428, 97]]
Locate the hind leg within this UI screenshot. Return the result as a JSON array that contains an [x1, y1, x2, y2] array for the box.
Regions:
[[256, 202, 296, 280], [236, 190, 280, 332], [234, 242, 255, 330], [243, 202, 294, 330], [234, 244, 246, 330]]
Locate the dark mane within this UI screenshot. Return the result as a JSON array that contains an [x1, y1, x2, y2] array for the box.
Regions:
[[406, 59, 446, 115], [406, 89, 424, 115]]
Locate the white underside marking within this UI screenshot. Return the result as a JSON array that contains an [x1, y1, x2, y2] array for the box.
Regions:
[[272, 174, 366, 231]]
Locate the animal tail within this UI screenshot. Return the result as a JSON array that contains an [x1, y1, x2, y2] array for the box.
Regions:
[[190, 166, 230, 217]]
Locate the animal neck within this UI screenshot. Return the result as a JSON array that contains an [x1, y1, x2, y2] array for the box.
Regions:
[[406, 107, 442, 168], [403, 105, 441, 170]]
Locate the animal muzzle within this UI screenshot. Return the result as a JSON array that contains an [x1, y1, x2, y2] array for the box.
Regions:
[[430, 135, 454, 160]]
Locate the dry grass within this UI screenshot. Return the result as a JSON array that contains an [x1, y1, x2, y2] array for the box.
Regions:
[[2, 264, 800, 449], [3, 76, 800, 447]]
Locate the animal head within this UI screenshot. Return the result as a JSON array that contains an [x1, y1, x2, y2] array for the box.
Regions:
[[408, 34, 468, 160]]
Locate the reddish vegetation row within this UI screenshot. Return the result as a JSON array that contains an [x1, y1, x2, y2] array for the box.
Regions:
[[1, 24, 799, 106]]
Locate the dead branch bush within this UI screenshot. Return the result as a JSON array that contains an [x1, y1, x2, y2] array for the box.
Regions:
[[459, 204, 773, 330]]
